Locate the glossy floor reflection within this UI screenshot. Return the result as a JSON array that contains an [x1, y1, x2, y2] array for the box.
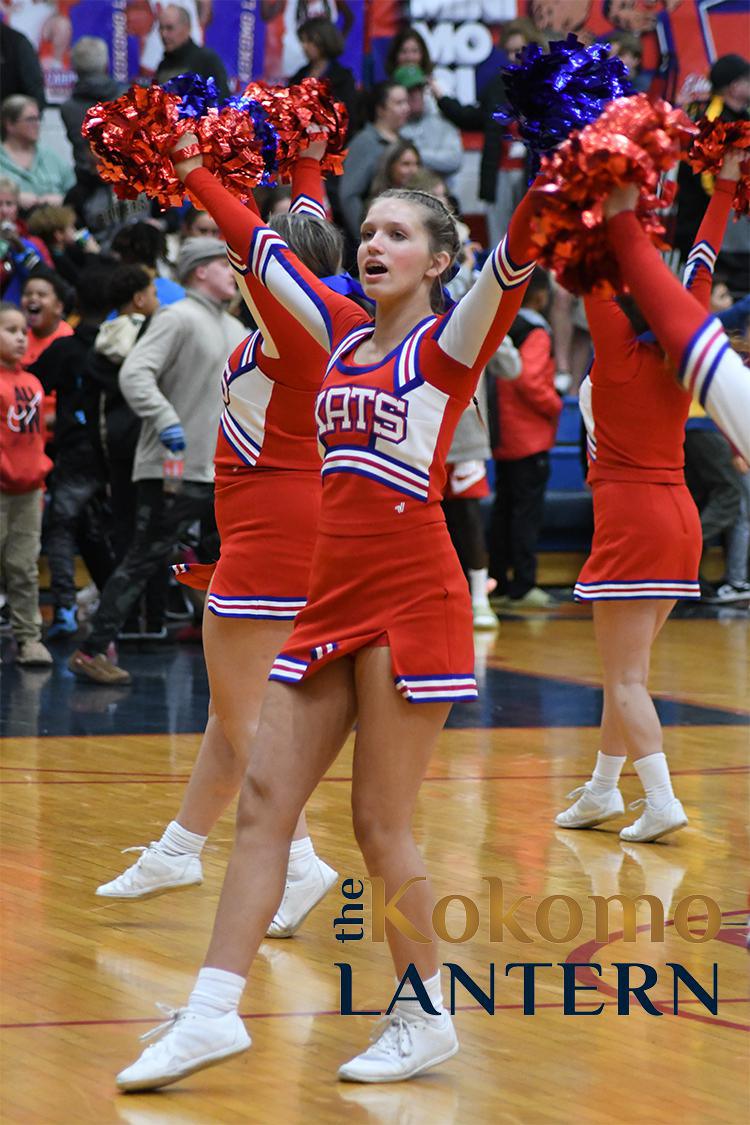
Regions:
[[1, 611, 748, 1124], [2, 615, 748, 737]]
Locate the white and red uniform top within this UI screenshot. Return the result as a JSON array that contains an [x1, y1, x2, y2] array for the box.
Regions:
[[186, 165, 539, 701], [209, 159, 369, 478], [188, 165, 538, 533]]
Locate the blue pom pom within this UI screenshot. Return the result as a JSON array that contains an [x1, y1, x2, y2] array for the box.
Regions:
[[493, 34, 634, 175], [162, 73, 222, 118], [221, 95, 280, 185]]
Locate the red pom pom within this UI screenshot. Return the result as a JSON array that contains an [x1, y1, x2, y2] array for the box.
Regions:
[[191, 107, 269, 203], [82, 84, 187, 207], [688, 117, 750, 216], [533, 94, 696, 295], [242, 77, 348, 180]]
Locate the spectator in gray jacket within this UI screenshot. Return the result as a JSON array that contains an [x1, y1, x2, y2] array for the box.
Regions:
[[61, 37, 124, 181], [339, 81, 409, 241], [395, 64, 463, 189], [69, 237, 245, 684]]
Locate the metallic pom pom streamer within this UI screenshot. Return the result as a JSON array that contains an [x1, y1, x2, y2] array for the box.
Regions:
[[531, 94, 697, 295], [493, 34, 634, 176], [689, 117, 750, 216]]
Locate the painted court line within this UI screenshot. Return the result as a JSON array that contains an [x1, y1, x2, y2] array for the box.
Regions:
[[2, 997, 747, 1032], [1, 766, 747, 786]]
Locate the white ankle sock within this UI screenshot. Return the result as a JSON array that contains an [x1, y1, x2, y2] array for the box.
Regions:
[[589, 752, 626, 795], [634, 752, 675, 809], [394, 969, 444, 1021], [287, 836, 316, 880], [158, 820, 207, 857], [187, 967, 245, 1017], [469, 568, 489, 605]]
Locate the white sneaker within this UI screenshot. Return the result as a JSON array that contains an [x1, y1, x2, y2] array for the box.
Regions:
[[555, 783, 625, 829], [338, 1011, 458, 1083], [266, 856, 338, 938], [116, 1006, 250, 1092], [472, 602, 499, 630], [619, 798, 688, 843], [96, 845, 203, 899]]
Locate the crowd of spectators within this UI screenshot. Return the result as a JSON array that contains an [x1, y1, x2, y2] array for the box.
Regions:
[[1, 9, 748, 666]]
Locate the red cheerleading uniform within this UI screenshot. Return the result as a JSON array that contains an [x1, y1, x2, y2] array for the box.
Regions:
[[185, 164, 538, 702], [610, 198, 750, 466], [177, 159, 369, 619], [575, 180, 736, 602]]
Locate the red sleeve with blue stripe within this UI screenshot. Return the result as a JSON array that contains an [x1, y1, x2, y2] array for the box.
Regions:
[[681, 178, 735, 310], [289, 157, 327, 220], [232, 157, 329, 362], [185, 166, 365, 355], [608, 210, 750, 460]]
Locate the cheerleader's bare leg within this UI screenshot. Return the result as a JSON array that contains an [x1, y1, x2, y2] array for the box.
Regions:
[[96, 611, 334, 910], [556, 600, 687, 843], [331, 644, 460, 1082], [117, 653, 459, 1089], [349, 644, 449, 982], [201, 661, 357, 971]]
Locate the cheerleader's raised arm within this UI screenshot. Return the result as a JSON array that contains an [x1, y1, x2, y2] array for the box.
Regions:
[[173, 136, 366, 355], [604, 184, 750, 461], [682, 149, 745, 309]]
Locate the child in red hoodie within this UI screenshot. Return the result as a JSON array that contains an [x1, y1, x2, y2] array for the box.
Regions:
[[0, 301, 53, 664]]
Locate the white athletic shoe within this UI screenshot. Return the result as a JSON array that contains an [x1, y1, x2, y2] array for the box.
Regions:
[[619, 798, 688, 843], [472, 602, 499, 630], [266, 857, 338, 938], [555, 783, 625, 829], [96, 845, 203, 899], [338, 1011, 459, 1083], [116, 1006, 250, 1092]]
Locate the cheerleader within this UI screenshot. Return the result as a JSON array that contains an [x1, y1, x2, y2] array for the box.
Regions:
[[96, 144, 369, 937], [556, 150, 745, 843], [114, 132, 539, 1090]]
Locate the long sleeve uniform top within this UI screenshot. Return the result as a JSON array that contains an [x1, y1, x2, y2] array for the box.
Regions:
[[186, 159, 370, 477], [581, 180, 736, 484], [604, 186, 750, 465], [186, 162, 540, 537]]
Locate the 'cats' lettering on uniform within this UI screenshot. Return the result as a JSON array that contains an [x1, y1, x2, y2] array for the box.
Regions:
[[316, 386, 408, 444]]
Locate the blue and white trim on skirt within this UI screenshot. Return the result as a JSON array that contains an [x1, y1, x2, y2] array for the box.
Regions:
[[208, 593, 306, 619], [574, 580, 701, 601]]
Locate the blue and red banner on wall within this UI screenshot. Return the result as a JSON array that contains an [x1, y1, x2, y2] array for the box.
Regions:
[[2, 0, 747, 106]]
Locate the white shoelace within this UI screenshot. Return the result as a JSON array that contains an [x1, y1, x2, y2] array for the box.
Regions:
[[109, 845, 153, 886], [628, 798, 648, 812], [139, 1003, 187, 1043], [564, 785, 589, 801], [368, 1014, 415, 1059]]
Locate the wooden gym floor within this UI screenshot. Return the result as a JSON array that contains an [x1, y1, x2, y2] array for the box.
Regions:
[[1, 601, 748, 1124]]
